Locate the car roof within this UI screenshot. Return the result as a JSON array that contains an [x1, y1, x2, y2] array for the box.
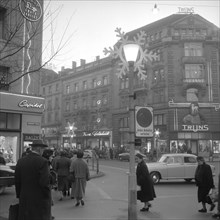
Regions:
[[161, 153, 196, 157]]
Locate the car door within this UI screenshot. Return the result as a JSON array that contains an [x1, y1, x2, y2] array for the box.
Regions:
[[183, 156, 197, 178], [167, 156, 184, 179]]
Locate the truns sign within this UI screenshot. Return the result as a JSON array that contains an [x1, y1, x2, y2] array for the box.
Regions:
[[182, 102, 209, 132]]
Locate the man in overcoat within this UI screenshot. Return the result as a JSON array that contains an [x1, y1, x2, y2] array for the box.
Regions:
[[15, 140, 52, 220]]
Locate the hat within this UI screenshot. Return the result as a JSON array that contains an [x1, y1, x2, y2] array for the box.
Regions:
[[29, 140, 48, 148], [136, 153, 144, 159]]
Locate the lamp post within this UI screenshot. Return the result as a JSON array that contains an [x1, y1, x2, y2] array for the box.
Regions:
[[123, 43, 140, 220], [103, 28, 157, 220]]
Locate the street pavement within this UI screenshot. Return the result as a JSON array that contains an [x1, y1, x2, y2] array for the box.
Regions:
[[1, 160, 220, 220]]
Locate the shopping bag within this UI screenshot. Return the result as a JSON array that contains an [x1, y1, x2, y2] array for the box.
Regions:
[[8, 203, 19, 220], [207, 188, 218, 203]]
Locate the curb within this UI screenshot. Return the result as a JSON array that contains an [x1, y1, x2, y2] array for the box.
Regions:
[[90, 171, 105, 179]]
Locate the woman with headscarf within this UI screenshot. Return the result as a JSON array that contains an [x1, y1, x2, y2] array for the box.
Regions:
[[69, 150, 90, 206], [195, 156, 215, 213], [136, 153, 156, 211]]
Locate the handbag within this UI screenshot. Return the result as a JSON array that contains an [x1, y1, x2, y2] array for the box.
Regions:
[[8, 203, 19, 220], [207, 188, 218, 204]]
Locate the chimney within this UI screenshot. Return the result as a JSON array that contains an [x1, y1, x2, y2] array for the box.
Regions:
[[80, 59, 86, 66], [96, 56, 100, 61], [61, 66, 65, 71], [72, 61, 77, 69]]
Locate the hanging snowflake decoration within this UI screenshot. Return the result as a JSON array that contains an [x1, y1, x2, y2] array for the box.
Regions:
[[103, 28, 158, 80]]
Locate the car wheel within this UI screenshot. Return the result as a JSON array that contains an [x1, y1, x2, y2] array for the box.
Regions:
[[150, 172, 160, 184], [184, 178, 192, 182], [0, 186, 6, 194]]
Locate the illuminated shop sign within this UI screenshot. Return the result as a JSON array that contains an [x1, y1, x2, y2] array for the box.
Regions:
[[83, 131, 110, 137], [19, 0, 43, 22], [18, 100, 44, 109], [182, 124, 209, 132], [177, 7, 194, 14]]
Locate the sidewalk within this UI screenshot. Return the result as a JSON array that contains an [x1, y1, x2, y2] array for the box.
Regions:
[[0, 169, 104, 220]]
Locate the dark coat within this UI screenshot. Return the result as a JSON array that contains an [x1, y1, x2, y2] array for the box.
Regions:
[[136, 160, 156, 202], [195, 162, 214, 203], [15, 152, 51, 220]]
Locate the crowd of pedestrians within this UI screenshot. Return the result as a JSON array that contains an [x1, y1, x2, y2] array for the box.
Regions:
[[14, 140, 90, 220], [10, 141, 220, 220]]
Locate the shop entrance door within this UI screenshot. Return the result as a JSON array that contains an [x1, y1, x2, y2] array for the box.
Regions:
[[191, 140, 197, 155]]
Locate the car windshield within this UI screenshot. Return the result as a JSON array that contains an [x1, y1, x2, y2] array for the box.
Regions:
[[158, 155, 168, 162]]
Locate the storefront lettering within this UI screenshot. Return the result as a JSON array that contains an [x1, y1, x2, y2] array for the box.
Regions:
[[182, 124, 209, 132], [18, 100, 44, 109], [82, 131, 110, 137]]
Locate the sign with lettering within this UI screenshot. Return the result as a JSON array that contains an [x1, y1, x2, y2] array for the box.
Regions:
[[23, 133, 40, 141], [18, 100, 44, 109], [19, 0, 43, 22], [182, 124, 209, 132], [82, 131, 110, 137], [177, 7, 194, 14]]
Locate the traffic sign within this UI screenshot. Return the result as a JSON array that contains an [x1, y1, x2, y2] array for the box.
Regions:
[[135, 106, 153, 137]]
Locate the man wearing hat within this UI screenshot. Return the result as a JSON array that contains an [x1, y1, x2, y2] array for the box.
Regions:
[[15, 140, 53, 220]]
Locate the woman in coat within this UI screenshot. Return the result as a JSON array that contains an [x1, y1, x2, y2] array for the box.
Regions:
[[195, 156, 215, 213], [136, 153, 156, 211], [54, 150, 71, 200], [70, 150, 90, 206]]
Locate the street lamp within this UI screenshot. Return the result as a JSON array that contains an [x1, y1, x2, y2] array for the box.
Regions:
[[123, 43, 140, 220], [103, 28, 157, 220]]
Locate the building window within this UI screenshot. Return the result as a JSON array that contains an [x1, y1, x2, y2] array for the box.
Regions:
[[55, 83, 59, 91], [120, 78, 129, 89], [73, 101, 78, 109], [186, 88, 199, 102], [184, 43, 203, 56], [92, 97, 96, 107], [74, 83, 79, 92], [42, 87, 45, 95], [82, 99, 87, 108], [65, 102, 70, 111], [92, 79, 97, 88], [103, 76, 108, 85], [154, 114, 166, 125], [54, 111, 59, 121], [48, 85, 52, 94], [55, 97, 59, 108], [185, 64, 204, 79], [47, 113, 52, 123], [66, 85, 70, 94], [119, 117, 129, 128], [0, 66, 9, 89], [0, 7, 6, 39], [102, 95, 108, 105], [47, 100, 52, 111], [83, 81, 87, 90]]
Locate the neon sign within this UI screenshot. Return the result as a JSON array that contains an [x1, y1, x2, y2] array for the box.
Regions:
[[18, 100, 44, 109], [182, 125, 209, 132]]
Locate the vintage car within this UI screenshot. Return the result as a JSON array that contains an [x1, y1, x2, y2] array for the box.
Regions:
[[147, 153, 215, 184], [119, 151, 146, 161], [0, 164, 15, 194]]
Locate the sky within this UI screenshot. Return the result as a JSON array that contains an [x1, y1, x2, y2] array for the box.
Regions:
[[42, 0, 220, 72]]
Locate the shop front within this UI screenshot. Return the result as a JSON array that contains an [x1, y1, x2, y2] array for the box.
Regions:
[[168, 101, 220, 160], [0, 92, 45, 163]]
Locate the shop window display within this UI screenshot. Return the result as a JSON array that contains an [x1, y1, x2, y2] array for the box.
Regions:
[[0, 135, 18, 163]]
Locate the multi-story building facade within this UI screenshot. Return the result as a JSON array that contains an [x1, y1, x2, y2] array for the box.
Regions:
[[41, 57, 114, 151], [41, 13, 219, 160], [0, 0, 45, 162], [112, 13, 220, 159]]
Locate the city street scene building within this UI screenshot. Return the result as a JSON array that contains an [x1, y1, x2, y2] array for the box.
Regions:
[[41, 13, 220, 161]]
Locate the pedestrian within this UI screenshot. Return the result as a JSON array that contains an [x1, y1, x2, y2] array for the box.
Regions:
[[69, 150, 90, 206], [0, 151, 6, 165], [54, 150, 71, 201], [212, 174, 220, 218], [195, 156, 215, 213], [136, 153, 156, 211], [14, 140, 53, 220]]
